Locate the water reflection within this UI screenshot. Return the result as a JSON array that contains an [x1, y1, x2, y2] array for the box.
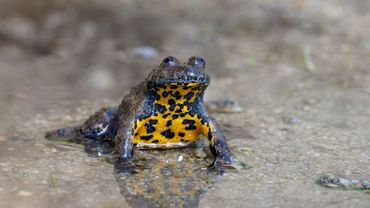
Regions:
[[115, 148, 219, 208], [46, 136, 220, 208]]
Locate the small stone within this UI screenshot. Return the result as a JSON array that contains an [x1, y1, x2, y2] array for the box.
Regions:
[[194, 149, 206, 158], [281, 116, 301, 125], [87, 65, 115, 90], [236, 146, 254, 156], [302, 98, 320, 106], [178, 155, 183, 162], [130, 46, 158, 58], [0, 135, 7, 142], [312, 152, 321, 157], [206, 99, 242, 113], [62, 115, 73, 122], [17, 190, 33, 196], [51, 148, 58, 153]]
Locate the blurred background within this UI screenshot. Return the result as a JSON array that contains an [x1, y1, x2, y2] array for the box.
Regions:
[[0, 0, 369, 208], [1, 0, 369, 129]]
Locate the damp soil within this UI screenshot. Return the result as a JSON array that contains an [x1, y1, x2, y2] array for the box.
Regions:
[[0, 0, 370, 208]]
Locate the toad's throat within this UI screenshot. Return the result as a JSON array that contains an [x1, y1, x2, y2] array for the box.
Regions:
[[153, 83, 208, 105], [133, 83, 210, 145]]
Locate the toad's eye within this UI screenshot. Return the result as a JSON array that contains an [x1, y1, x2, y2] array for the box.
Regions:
[[160, 56, 180, 68], [187, 56, 205, 69]]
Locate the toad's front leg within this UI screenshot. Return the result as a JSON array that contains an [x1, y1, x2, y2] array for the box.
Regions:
[[201, 116, 233, 171]]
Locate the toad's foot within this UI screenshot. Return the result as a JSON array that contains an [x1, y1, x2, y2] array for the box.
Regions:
[[115, 159, 139, 174], [208, 157, 235, 175]]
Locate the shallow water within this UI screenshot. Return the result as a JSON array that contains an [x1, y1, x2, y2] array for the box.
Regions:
[[44, 133, 225, 207], [1, 0, 370, 207]]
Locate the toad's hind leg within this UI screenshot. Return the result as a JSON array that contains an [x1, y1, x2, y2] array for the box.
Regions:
[[80, 107, 118, 140], [45, 107, 118, 141], [45, 126, 81, 140]]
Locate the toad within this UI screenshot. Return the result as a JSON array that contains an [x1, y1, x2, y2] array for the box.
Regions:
[[46, 56, 233, 173]]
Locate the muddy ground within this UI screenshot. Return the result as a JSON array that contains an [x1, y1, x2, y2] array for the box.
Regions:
[[0, 0, 369, 207]]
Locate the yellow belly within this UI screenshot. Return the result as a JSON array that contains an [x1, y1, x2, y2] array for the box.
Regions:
[[133, 113, 203, 145]]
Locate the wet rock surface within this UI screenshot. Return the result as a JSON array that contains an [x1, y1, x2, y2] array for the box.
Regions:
[[0, 0, 370, 208]]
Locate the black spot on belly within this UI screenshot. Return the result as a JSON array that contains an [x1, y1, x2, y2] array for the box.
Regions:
[[161, 129, 175, 139], [166, 120, 172, 127], [172, 114, 179, 119], [145, 119, 158, 133], [146, 126, 156, 133], [183, 85, 191, 90], [168, 99, 176, 111], [184, 92, 194, 101], [154, 104, 167, 113], [152, 139, 159, 143], [192, 85, 203, 91], [175, 109, 182, 113], [162, 91, 169, 98], [148, 119, 158, 125], [140, 135, 153, 141], [162, 113, 170, 119], [182, 119, 196, 130], [178, 132, 185, 137], [171, 91, 182, 99], [170, 85, 178, 89], [189, 111, 196, 117]]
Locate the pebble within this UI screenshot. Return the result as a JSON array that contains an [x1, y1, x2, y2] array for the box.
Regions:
[[17, 190, 33, 196], [0, 135, 7, 142], [236, 146, 254, 156], [281, 116, 301, 125], [130, 46, 158, 59], [194, 149, 206, 158], [87, 65, 115, 90], [62, 115, 73, 122], [206, 99, 242, 113], [178, 155, 183, 162]]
